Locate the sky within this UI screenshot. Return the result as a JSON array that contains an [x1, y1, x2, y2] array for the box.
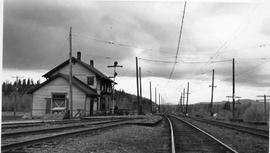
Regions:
[[2, 0, 270, 104]]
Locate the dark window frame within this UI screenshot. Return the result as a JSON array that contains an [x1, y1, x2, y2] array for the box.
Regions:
[[51, 93, 67, 111], [87, 76, 95, 85]]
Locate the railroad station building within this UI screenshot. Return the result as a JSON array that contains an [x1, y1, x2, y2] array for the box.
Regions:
[[28, 52, 115, 117]]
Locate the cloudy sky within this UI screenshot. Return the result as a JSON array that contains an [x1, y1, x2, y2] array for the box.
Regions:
[[3, 0, 270, 104]]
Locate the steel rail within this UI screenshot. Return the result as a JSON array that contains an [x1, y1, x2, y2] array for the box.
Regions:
[[2, 121, 127, 153], [190, 117, 269, 139], [2, 119, 126, 138], [170, 115, 238, 153], [2, 119, 85, 129], [164, 115, 176, 153]]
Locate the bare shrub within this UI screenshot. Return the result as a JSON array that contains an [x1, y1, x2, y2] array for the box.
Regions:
[[243, 103, 265, 122]]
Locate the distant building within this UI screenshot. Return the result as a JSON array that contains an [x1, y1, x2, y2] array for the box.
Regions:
[[28, 52, 114, 117]]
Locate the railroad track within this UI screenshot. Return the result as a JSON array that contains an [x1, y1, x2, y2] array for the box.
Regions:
[[2, 119, 126, 138], [165, 115, 238, 153], [1, 119, 129, 152], [2, 119, 110, 129], [187, 116, 269, 139]]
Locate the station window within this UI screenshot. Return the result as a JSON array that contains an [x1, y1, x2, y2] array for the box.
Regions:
[[51, 93, 66, 112], [87, 76, 95, 85]]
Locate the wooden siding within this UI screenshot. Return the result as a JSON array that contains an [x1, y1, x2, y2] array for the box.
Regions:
[[32, 77, 86, 117], [51, 62, 97, 89], [50, 62, 112, 96], [85, 97, 90, 116]]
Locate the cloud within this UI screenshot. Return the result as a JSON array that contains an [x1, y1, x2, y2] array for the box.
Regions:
[[3, 0, 270, 89]]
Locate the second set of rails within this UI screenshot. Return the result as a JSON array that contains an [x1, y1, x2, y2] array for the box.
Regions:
[[165, 115, 238, 153], [2, 114, 268, 153], [1, 118, 132, 152]]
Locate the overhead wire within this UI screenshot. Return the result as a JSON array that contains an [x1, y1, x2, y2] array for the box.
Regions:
[[138, 57, 232, 64], [168, 1, 187, 80], [72, 33, 175, 55], [197, 4, 259, 75], [71, 3, 264, 104]]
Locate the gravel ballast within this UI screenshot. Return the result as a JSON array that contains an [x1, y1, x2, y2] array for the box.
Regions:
[[22, 116, 169, 153], [180, 116, 269, 153]]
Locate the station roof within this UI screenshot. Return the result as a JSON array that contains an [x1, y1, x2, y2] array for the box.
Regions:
[[28, 73, 99, 96]]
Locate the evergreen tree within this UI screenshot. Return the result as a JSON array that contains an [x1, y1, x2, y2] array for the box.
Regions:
[[22, 79, 26, 87], [2, 82, 6, 95], [27, 78, 31, 87], [37, 80, 40, 85], [6, 82, 13, 95], [13, 80, 17, 87], [30, 79, 34, 86], [17, 79, 22, 87]]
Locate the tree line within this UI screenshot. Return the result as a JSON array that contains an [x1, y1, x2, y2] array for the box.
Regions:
[[2, 78, 40, 96]]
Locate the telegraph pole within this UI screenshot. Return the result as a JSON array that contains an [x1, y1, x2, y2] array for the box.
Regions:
[[182, 88, 185, 113], [180, 92, 183, 112], [107, 61, 123, 114], [179, 92, 182, 112], [149, 82, 152, 113], [186, 82, 190, 114], [139, 67, 142, 114], [155, 87, 157, 113], [257, 95, 270, 123], [158, 93, 160, 113], [232, 58, 235, 119], [135, 57, 140, 115], [139, 67, 142, 98], [209, 69, 217, 116], [69, 27, 73, 118]]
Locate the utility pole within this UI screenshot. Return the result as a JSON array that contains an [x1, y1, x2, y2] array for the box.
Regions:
[[149, 82, 152, 113], [155, 87, 157, 113], [232, 58, 235, 119], [139, 67, 142, 98], [182, 88, 185, 113], [108, 61, 123, 114], [186, 82, 190, 114], [209, 69, 217, 116], [158, 93, 160, 113], [179, 92, 182, 112], [257, 95, 270, 123], [135, 57, 140, 115], [235, 96, 241, 118], [139, 67, 142, 114], [69, 27, 73, 119]]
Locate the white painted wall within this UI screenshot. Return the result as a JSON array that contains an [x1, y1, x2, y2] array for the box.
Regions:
[[32, 77, 86, 117], [51, 62, 97, 89]]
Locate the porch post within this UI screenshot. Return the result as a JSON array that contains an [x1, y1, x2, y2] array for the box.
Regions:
[[84, 95, 87, 116]]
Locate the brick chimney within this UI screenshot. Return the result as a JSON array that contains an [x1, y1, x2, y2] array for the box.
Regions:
[[90, 60, 94, 67], [77, 52, 81, 60]]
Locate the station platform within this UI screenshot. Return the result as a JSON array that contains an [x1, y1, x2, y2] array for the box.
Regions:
[[80, 115, 145, 121]]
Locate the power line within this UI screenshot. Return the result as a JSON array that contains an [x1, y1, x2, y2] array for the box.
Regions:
[[168, 1, 187, 80], [138, 57, 232, 64], [197, 4, 259, 75], [209, 4, 259, 62], [72, 33, 175, 55]]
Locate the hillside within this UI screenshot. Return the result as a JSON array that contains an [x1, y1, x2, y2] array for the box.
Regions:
[[114, 90, 158, 114], [187, 99, 269, 122]]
